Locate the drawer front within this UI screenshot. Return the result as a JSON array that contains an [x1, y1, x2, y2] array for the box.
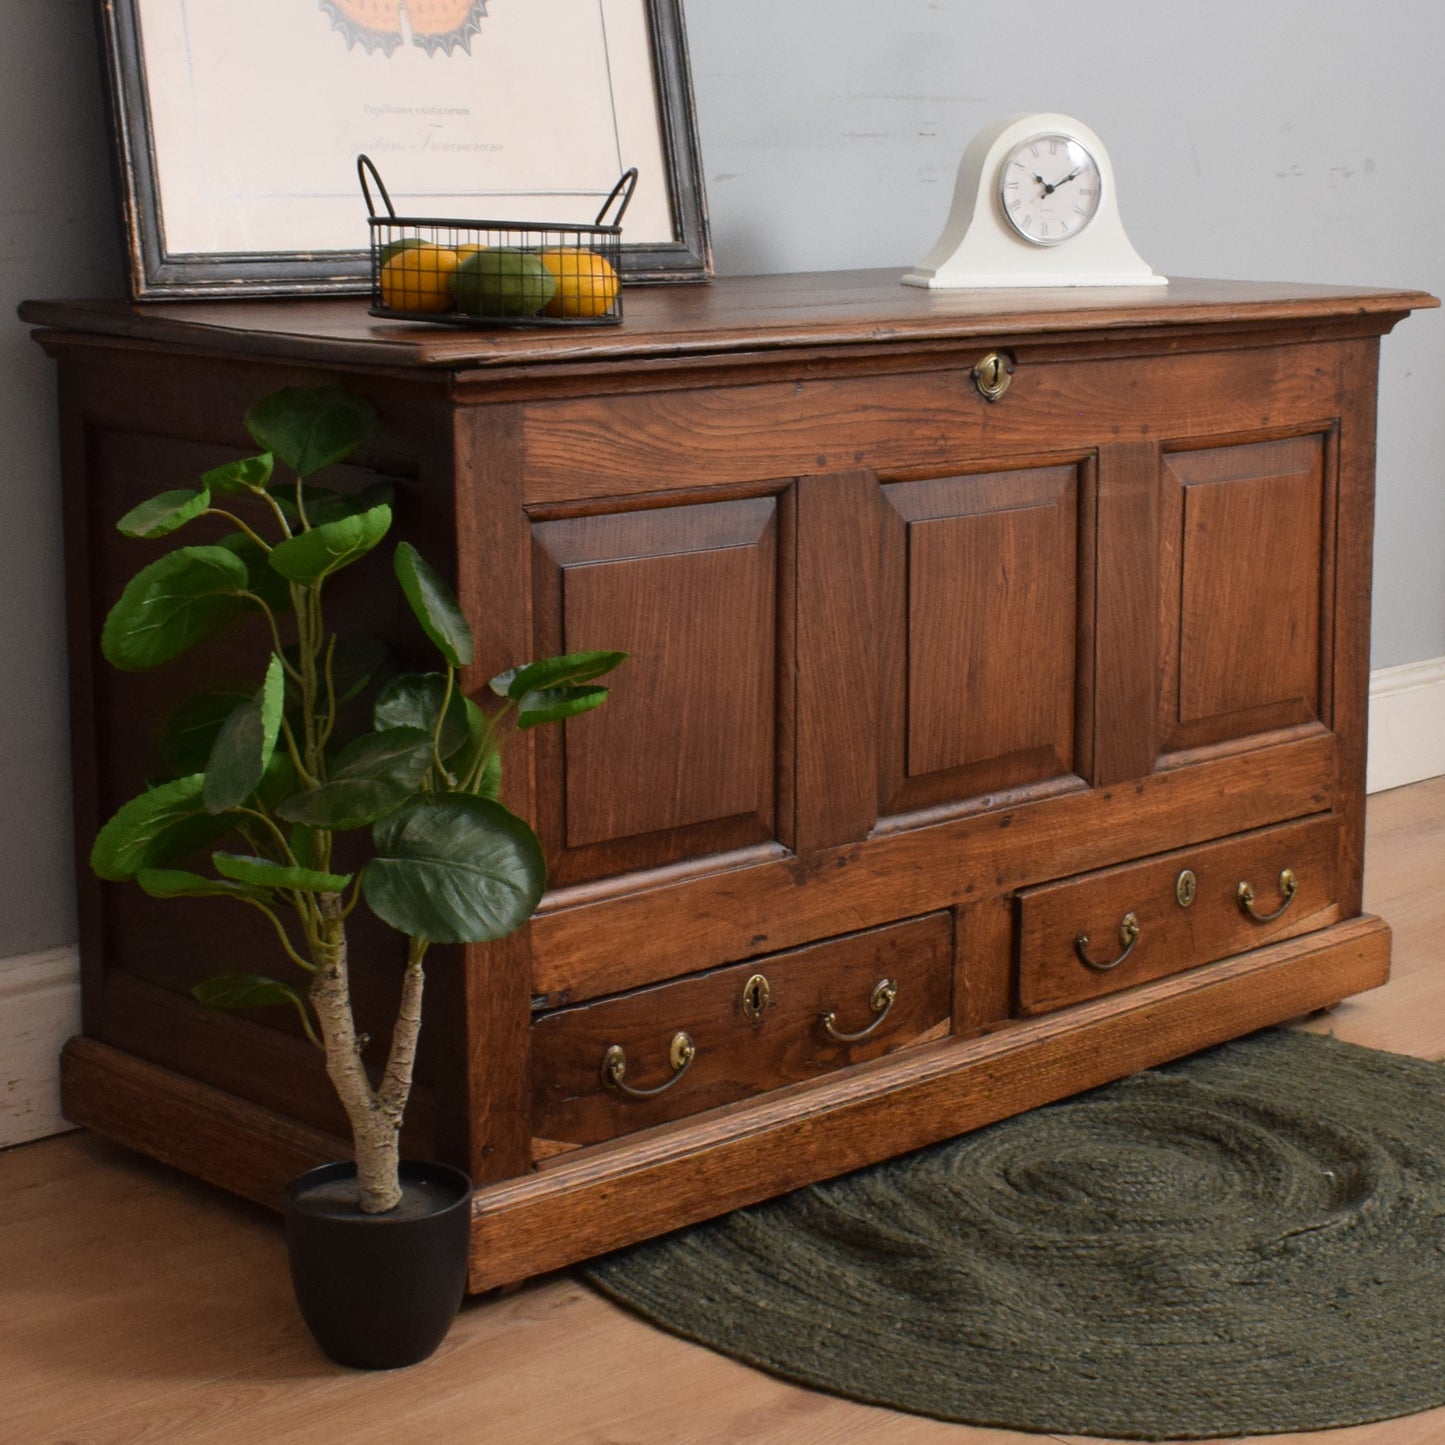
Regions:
[[1017, 816, 1340, 1015], [531, 913, 953, 1148]]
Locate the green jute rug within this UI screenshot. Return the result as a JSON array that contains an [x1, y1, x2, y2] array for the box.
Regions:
[[580, 1029, 1445, 1439]]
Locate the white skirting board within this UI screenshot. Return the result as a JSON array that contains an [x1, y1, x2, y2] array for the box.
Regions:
[[2, 659, 1442, 1147], [0, 946, 81, 1147], [1366, 655, 1445, 795]]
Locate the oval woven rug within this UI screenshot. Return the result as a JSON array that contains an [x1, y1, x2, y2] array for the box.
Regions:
[[581, 1029, 1445, 1440]]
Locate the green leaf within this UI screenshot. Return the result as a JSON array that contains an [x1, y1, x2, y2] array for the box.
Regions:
[[100, 546, 253, 671], [212, 852, 352, 893], [135, 867, 269, 901], [156, 685, 255, 777], [489, 649, 627, 700], [363, 795, 546, 944], [255, 748, 301, 811], [273, 726, 434, 830], [267, 504, 392, 585], [449, 697, 499, 794], [476, 750, 502, 801], [372, 672, 468, 757], [516, 684, 612, 730], [269, 479, 394, 527], [215, 532, 293, 615], [192, 974, 316, 1041], [393, 542, 474, 668], [202, 655, 285, 813], [245, 387, 376, 477], [117, 487, 211, 539], [202, 454, 274, 495], [91, 774, 230, 880]]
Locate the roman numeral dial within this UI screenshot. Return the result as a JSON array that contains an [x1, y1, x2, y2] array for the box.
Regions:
[[998, 133, 1103, 247]]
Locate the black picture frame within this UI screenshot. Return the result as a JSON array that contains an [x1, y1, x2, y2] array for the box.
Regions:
[[97, 0, 712, 299]]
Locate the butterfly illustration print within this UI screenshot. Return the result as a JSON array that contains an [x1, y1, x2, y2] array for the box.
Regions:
[[320, 0, 489, 57]]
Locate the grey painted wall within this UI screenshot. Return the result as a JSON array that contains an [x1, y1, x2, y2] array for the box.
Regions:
[[2, 4, 125, 959], [2, 0, 1441, 961]]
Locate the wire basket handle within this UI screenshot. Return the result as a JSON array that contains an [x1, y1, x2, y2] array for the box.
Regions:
[[596, 168, 639, 228], [357, 154, 397, 220]]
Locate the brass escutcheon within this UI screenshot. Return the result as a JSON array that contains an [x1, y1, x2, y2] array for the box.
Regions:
[[973, 351, 1013, 402], [741, 972, 771, 1022], [1176, 869, 1198, 908]]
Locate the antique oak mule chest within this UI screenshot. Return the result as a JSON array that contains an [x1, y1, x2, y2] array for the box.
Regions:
[[24, 272, 1434, 1291]]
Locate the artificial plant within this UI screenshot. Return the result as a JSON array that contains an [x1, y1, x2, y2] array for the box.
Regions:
[[89, 385, 623, 1212]]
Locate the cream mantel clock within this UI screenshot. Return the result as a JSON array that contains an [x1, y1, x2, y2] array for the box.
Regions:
[[903, 113, 1165, 289]]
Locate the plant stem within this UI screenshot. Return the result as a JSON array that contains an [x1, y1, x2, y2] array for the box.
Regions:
[[308, 898, 403, 1214], [379, 937, 429, 1118], [205, 509, 272, 552], [239, 897, 316, 975]]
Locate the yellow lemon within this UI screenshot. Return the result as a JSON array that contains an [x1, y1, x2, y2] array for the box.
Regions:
[[538, 247, 620, 318], [455, 243, 488, 262], [378, 236, 427, 265], [378, 243, 459, 313]]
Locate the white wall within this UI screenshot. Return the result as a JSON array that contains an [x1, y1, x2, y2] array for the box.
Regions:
[[2, 1, 1442, 1137]]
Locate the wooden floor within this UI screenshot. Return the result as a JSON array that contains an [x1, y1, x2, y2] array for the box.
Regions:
[[6, 776, 1445, 1445]]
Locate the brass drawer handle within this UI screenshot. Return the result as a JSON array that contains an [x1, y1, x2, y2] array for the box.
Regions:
[[1074, 912, 1141, 971], [821, 978, 898, 1042], [601, 1031, 695, 1099], [1237, 868, 1298, 923]]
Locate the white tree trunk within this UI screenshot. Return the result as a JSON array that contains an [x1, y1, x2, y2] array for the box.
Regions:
[[308, 907, 427, 1213]]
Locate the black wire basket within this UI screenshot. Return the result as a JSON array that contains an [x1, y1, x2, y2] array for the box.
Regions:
[[358, 155, 637, 328]]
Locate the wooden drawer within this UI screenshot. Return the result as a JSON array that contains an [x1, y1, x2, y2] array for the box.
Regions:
[[1017, 815, 1340, 1015], [531, 913, 953, 1149]]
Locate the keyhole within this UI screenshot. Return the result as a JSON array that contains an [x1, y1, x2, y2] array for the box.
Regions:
[[973, 351, 1012, 401], [741, 973, 771, 1021]]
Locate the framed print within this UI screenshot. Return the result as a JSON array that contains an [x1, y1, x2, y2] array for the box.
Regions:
[[98, 0, 712, 298]]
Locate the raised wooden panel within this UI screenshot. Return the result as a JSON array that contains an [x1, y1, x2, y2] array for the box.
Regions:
[[1160, 434, 1332, 756], [879, 465, 1084, 817], [530, 496, 785, 883]]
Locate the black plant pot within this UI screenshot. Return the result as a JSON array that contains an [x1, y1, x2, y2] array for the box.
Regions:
[[284, 1159, 473, 1370]]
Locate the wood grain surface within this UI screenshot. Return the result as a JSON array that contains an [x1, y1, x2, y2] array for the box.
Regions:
[[7, 775, 1444, 1445]]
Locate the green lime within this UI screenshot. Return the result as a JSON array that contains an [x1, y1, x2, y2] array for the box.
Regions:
[[453, 248, 558, 318], [378, 236, 428, 265]]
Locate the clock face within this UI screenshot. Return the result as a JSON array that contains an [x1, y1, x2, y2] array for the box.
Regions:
[[998, 134, 1102, 247]]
